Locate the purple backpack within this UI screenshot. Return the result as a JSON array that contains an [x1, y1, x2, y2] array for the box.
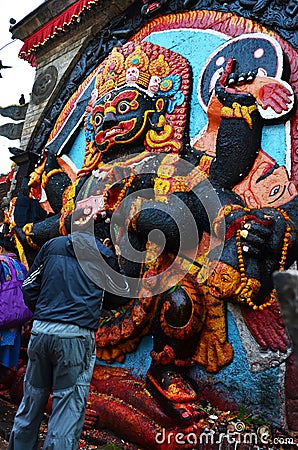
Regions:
[[0, 256, 33, 329]]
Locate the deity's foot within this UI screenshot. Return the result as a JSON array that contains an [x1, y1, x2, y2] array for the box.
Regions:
[[146, 365, 206, 422]]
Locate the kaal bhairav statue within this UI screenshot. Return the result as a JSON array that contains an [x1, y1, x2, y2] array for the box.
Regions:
[[6, 38, 298, 445]]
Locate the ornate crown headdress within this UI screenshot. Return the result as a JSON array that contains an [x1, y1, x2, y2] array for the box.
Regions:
[[95, 42, 186, 98], [80, 41, 191, 175], [95, 43, 172, 98]]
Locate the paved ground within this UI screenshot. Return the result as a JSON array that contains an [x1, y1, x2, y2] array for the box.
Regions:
[[0, 394, 87, 448], [0, 392, 135, 449], [0, 394, 16, 447], [0, 393, 71, 448]]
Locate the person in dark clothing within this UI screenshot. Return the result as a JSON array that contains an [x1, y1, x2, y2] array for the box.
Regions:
[[8, 219, 129, 450]]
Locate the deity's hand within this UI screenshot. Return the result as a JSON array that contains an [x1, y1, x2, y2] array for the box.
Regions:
[[218, 58, 257, 89], [239, 207, 296, 263], [220, 207, 272, 258], [233, 76, 293, 115], [237, 215, 273, 258], [215, 58, 293, 116], [215, 58, 257, 107]]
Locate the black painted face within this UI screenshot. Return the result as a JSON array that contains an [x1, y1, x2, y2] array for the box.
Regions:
[[91, 86, 157, 152]]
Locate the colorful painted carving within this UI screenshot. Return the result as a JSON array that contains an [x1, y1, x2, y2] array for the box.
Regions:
[[6, 13, 298, 445]]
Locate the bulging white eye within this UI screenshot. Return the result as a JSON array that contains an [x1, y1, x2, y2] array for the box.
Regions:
[[94, 113, 103, 127], [118, 101, 130, 114]]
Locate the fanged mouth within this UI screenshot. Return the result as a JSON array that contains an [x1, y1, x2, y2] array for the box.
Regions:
[[104, 127, 126, 138], [96, 118, 136, 146]]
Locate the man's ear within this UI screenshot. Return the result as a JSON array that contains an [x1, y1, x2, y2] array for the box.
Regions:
[[0, 246, 4, 255], [243, 190, 259, 208]]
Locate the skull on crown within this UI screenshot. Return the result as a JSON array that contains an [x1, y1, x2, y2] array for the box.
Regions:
[[126, 67, 140, 83]]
